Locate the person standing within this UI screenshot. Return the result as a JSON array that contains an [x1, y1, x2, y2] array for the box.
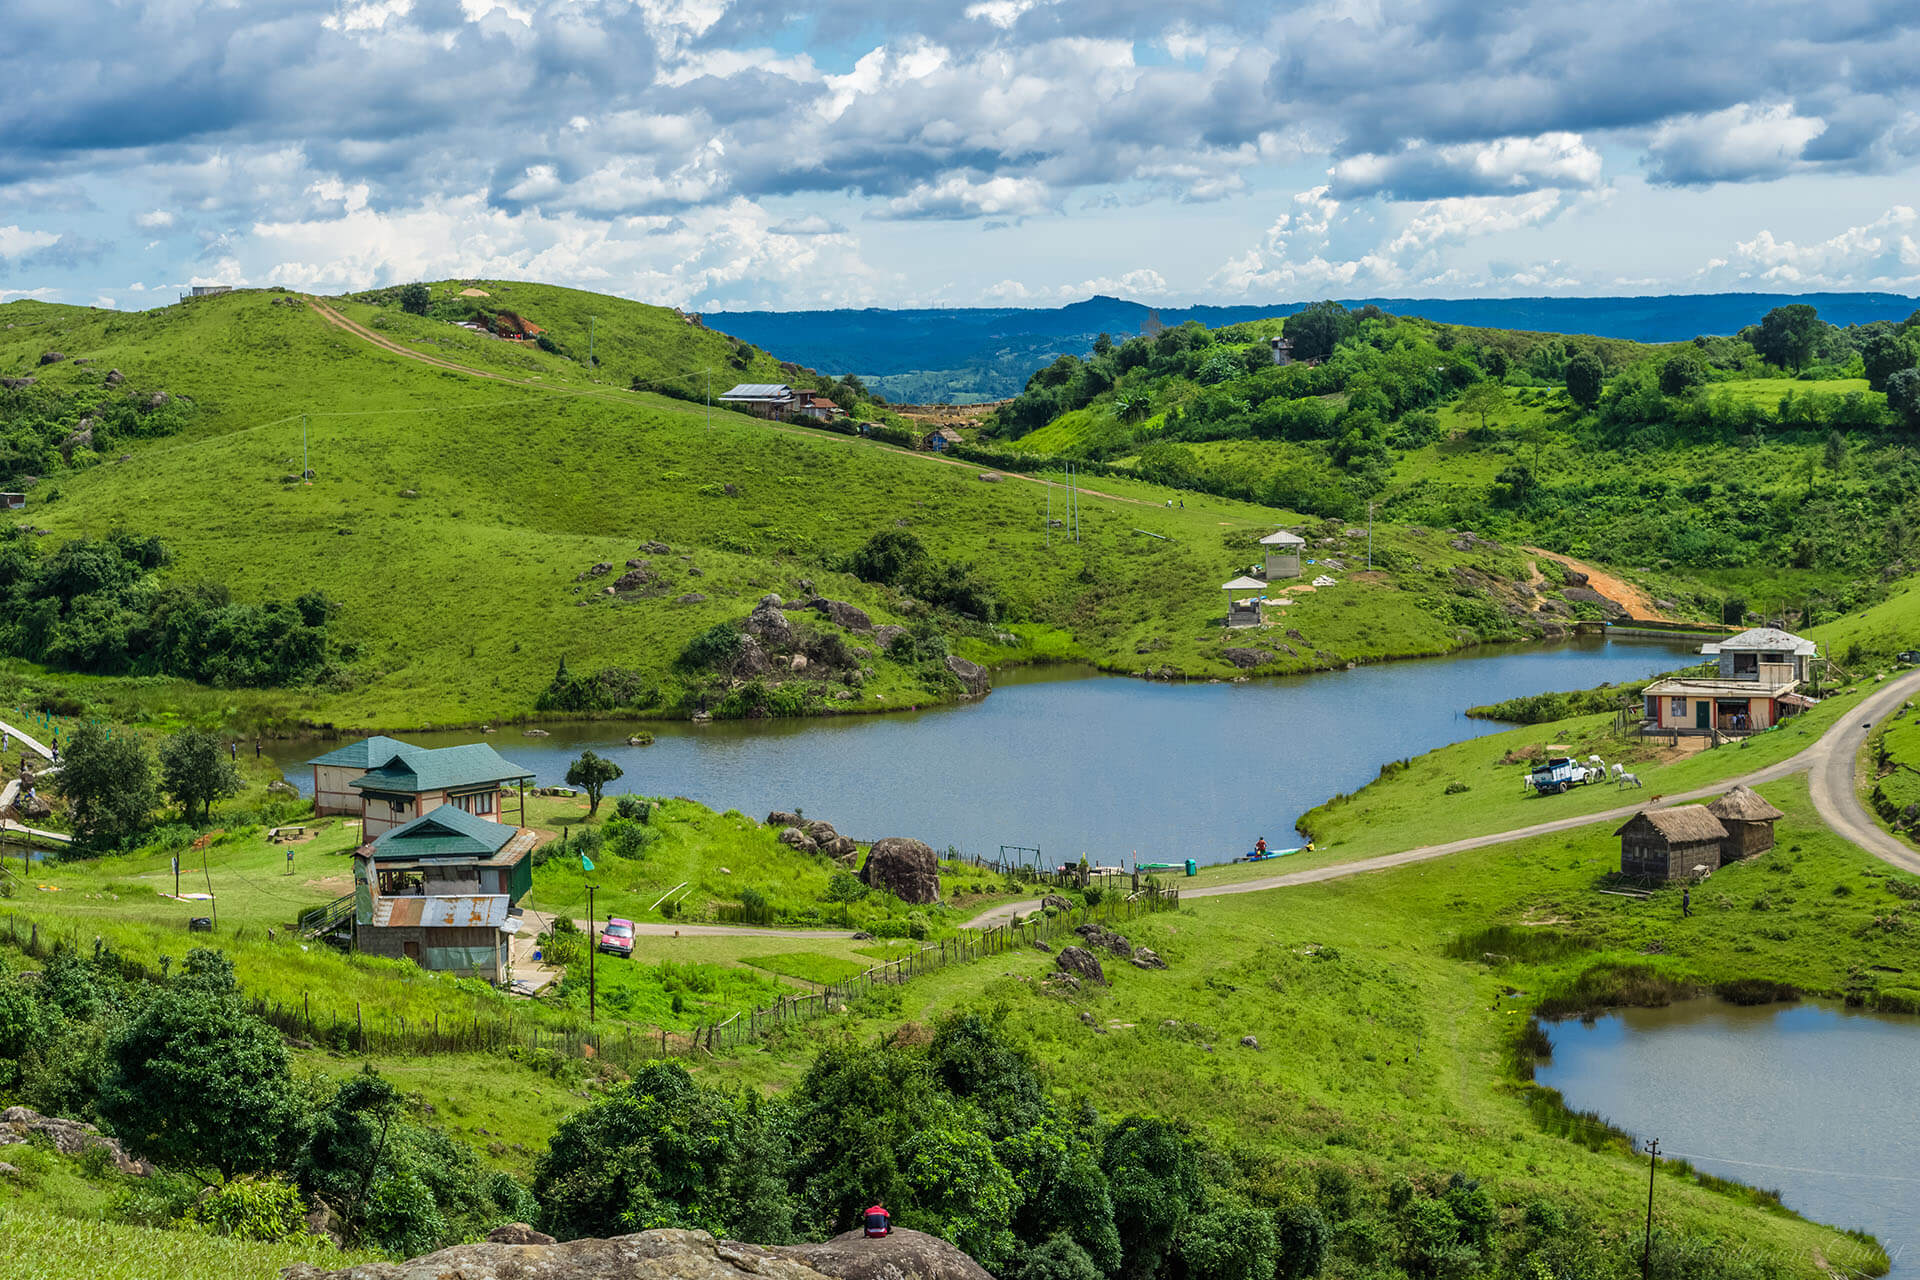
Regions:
[[230, 740, 238, 762], [1682, 886, 1692, 918]]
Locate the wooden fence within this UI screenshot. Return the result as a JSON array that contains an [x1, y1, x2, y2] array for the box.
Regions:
[[0, 883, 1180, 1069]]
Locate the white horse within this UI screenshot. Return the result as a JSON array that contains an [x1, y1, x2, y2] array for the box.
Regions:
[[1616, 771, 1643, 789], [1610, 763, 1625, 779]]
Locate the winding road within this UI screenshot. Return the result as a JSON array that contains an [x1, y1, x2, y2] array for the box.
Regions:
[[968, 668, 1920, 928]]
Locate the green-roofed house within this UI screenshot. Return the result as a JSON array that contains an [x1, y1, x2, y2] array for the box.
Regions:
[[307, 736, 426, 816], [345, 741, 536, 839], [352, 803, 539, 981]]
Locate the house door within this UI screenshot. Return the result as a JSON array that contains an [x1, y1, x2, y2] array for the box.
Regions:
[[403, 940, 421, 961], [1695, 700, 1711, 729]]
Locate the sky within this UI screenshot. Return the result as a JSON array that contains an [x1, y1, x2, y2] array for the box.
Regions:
[[5, 0, 1920, 313]]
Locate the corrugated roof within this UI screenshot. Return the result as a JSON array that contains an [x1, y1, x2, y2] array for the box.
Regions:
[[350, 742, 533, 794], [1703, 627, 1817, 656], [1616, 806, 1727, 843], [719, 383, 792, 399], [1643, 677, 1797, 697], [1222, 575, 1267, 590], [1708, 786, 1786, 822], [371, 803, 520, 859], [307, 735, 424, 770], [1260, 530, 1306, 546], [373, 895, 510, 928]]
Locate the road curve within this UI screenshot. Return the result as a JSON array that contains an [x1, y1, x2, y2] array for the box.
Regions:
[[966, 667, 1920, 927]]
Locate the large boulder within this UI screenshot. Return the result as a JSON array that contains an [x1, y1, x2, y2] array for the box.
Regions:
[[860, 837, 941, 904], [823, 600, 874, 632], [1055, 946, 1106, 986], [873, 624, 908, 652], [1075, 923, 1133, 959], [746, 600, 796, 649], [0, 1107, 151, 1176], [821, 835, 859, 864], [778, 827, 819, 855], [1221, 648, 1275, 669], [943, 654, 989, 697], [767, 810, 801, 828], [282, 1227, 990, 1280], [805, 819, 841, 846]]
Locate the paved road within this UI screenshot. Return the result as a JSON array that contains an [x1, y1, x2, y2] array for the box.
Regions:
[[517, 906, 856, 942], [967, 668, 1920, 927]]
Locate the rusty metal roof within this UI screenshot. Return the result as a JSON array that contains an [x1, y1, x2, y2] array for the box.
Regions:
[[372, 895, 509, 929]]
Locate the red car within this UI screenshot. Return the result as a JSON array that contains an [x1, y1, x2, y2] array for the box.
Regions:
[[597, 918, 635, 957]]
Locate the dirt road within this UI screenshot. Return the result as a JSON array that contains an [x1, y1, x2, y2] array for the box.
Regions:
[[967, 668, 1920, 926]]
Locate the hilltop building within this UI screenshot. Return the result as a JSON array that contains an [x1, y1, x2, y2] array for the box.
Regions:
[[718, 383, 795, 419], [793, 389, 846, 422], [1640, 626, 1819, 735]]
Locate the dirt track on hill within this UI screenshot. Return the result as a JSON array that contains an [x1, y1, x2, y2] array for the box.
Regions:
[[302, 296, 1159, 510], [1524, 547, 1675, 621], [967, 667, 1920, 926]]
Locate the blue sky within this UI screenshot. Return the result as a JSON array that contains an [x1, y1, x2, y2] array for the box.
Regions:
[[5, 0, 1920, 312]]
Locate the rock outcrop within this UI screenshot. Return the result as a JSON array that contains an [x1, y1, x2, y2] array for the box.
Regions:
[[778, 826, 819, 854], [822, 600, 873, 632], [860, 837, 941, 903], [943, 654, 989, 697], [767, 810, 801, 828], [1220, 648, 1275, 669], [1055, 945, 1106, 986], [1074, 923, 1133, 959], [746, 597, 796, 649], [0, 1106, 152, 1176], [282, 1226, 989, 1280]]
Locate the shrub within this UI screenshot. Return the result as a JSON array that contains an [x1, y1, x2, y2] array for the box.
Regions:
[[187, 1175, 307, 1242], [615, 794, 652, 823]]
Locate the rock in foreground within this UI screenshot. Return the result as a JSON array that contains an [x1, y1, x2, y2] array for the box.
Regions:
[[283, 1226, 990, 1280]]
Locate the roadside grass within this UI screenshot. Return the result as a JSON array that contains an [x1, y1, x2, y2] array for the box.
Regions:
[[693, 775, 1906, 1274], [0, 1206, 378, 1280], [740, 950, 867, 985]]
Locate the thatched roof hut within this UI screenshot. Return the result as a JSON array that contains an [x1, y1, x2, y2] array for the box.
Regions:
[[1708, 786, 1785, 860], [1616, 806, 1727, 881]]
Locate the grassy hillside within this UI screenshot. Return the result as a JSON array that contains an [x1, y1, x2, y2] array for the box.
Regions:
[[0, 286, 1614, 729]]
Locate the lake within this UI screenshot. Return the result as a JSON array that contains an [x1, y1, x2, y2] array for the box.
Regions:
[[1538, 1001, 1920, 1273], [269, 634, 1692, 867]]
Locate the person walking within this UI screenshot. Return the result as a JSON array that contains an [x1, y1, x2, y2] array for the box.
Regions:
[[1682, 886, 1692, 918], [230, 740, 238, 763]]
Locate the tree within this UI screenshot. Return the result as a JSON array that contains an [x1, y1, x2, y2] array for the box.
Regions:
[[1455, 381, 1507, 431], [1481, 348, 1509, 380], [1865, 331, 1920, 393], [1102, 1117, 1203, 1280], [565, 750, 623, 817], [1753, 303, 1824, 371], [1563, 351, 1604, 409], [1659, 352, 1708, 397], [1888, 367, 1920, 431], [159, 729, 242, 823], [98, 976, 303, 1180], [1091, 332, 1114, 357], [56, 721, 158, 852], [398, 283, 430, 316], [1824, 429, 1848, 473], [1282, 301, 1357, 362], [1177, 1204, 1278, 1280]]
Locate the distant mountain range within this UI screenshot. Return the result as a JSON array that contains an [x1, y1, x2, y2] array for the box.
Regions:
[[708, 292, 1920, 404]]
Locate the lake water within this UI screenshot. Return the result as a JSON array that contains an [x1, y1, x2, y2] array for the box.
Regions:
[[270, 635, 1691, 867], [1538, 1002, 1920, 1273]]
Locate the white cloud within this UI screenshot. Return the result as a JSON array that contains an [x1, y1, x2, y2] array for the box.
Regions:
[[134, 210, 175, 230], [1330, 132, 1602, 200], [1646, 102, 1826, 185], [1704, 206, 1920, 287], [1386, 190, 1565, 253], [880, 174, 1052, 220], [0, 226, 61, 258]]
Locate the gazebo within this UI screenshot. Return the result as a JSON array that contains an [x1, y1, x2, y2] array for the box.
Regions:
[[1260, 529, 1305, 580], [1223, 575, 1266, 628]]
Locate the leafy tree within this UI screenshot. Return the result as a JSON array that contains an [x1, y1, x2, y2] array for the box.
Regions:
[[1824, 430, 1848, 473], [1273, 1203, 1331, 1279], [565, 750, 623, 817], [56, 721, 158, 852], [1658, 352, 1709, 396], [1861, 331, 1918, 392], [1563, 351, 1604, 409], [899, 1124, 1021, 1271], [1283, 301, 1356, 362], [398, 283, 430, 316], [1454, 381, 1507, 430], [1178, 1204, 1278, 1280], [98, 979, 303, 1180], [0, 978, 41, 1088], [159, 728, 242, 823], [1102, 1117, 1203, 1280], [1753, 303, 1824, 371], [1014, 1234, 1104, 1280], [1887, 367, 1920, 431], [1482, 348, 1509, 380], [1091, 332, 1114, 357]]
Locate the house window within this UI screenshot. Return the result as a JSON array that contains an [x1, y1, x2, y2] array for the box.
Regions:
[[1732, 653, 1757, 674], [452, 791, 496, 816], [1670, 697, 1687, 717], [1644, 696, 1657, 719]]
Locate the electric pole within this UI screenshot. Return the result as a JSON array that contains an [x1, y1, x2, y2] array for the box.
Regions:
[[1367, 501, 1375, 569], [588, 314, 597, 367], [302, 413, 309, 484], [586, 883, 596, 1023], [705, 367, 712, 429], [1642, 1137, 1659, 1280]]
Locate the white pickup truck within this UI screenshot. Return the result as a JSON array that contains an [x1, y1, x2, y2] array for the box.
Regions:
[[1524, 757, 1603, 795]]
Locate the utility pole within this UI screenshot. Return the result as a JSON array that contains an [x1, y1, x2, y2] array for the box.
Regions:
[[1367, 501, 1375, 569], [588, 314, 597, 367], [1045, 475, 1052, 548], [586, 883, 597, 1023], [1642, 1137, 1659, 1280], [705, 367, 712, 429], [302, 413, 309, 484]]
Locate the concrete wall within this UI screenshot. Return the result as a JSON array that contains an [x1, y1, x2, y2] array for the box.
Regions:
[[314, 764, 366, 816], [357, 924, 503, 981]]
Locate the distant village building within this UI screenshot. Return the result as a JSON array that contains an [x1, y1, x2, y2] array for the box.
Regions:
[[351, 804, 536, 982], [793, 389, 847, 422], [1261, 529, 1305, 580], [0, 493, 23, 511], [1616, 806, 1728, 880], [306, 737, 533, 838], [718, 383, 795, 420], [1268, 335, 1294, 366], [925, 426, 963, 451], [1641, 627, 1820, 735], [1707, 785, 1785, 861], [180, 285, 233, 300]]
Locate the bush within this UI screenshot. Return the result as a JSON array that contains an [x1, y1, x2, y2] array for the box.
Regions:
[[615, 795, 652, 823], [187, 1175, 307, 1242]]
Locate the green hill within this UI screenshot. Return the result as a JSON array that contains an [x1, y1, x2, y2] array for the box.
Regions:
[[0, 284, 1578, 730]]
